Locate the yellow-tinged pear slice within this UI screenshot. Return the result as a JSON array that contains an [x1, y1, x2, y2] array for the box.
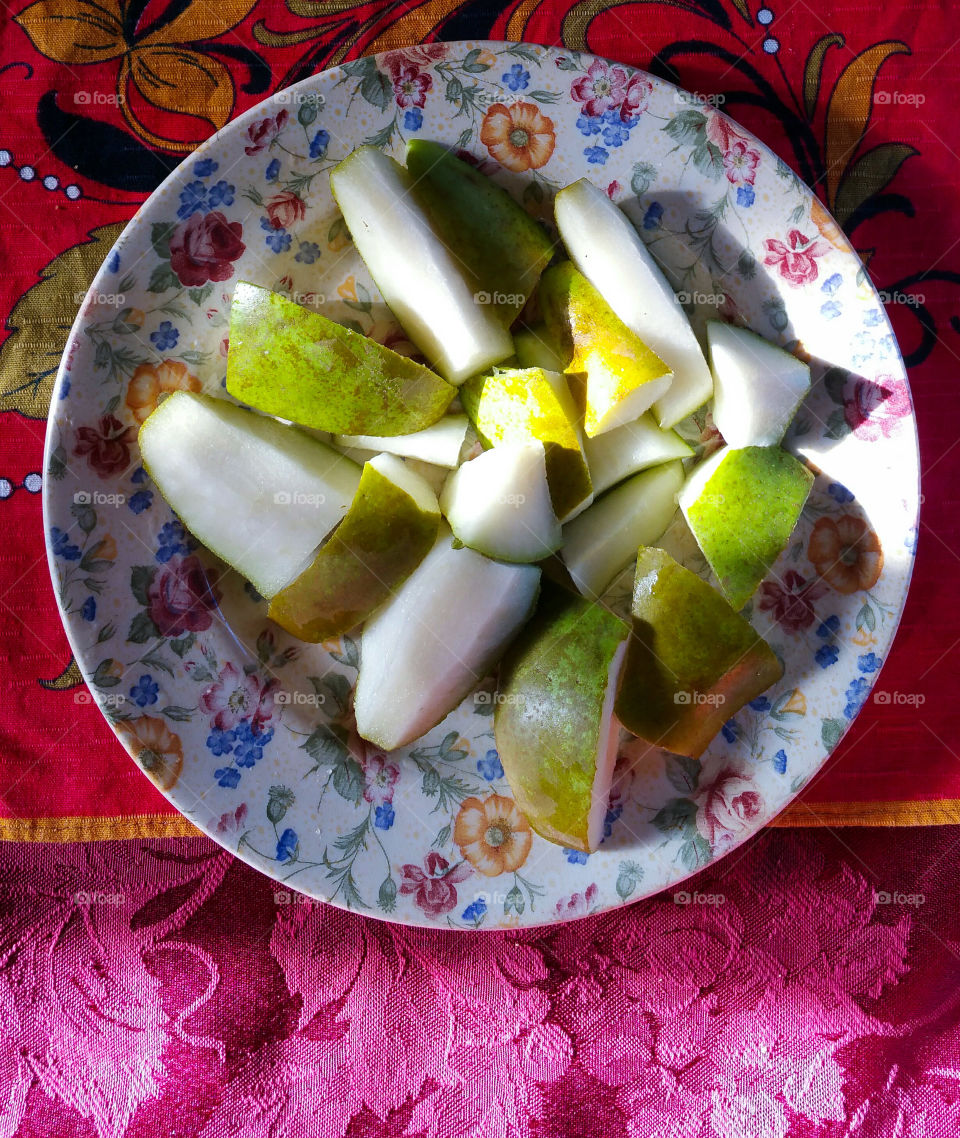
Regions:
[[583, 413, 693, 495], [268, 454, 439, 642], [335, 415, 469, 468], [495, 583, 630, 852]]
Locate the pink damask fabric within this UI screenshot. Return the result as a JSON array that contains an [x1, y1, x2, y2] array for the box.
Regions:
[[2, 828, 958, 1136]]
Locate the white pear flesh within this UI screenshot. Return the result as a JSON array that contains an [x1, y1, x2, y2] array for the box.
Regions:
[[335, 415, 469, 468], [440, 441, 561, 563], [555, 178, 713, 428], [330, 147, 513, 384], [707, 321, 811, 447], [562, 459, 685, 598], [354, 530, 541, 750], [584, 413, 693, 495], [138, 392, 361, 598]]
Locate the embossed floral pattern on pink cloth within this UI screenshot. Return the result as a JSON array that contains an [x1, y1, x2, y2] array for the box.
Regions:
[[0, 828, 958, 1135]]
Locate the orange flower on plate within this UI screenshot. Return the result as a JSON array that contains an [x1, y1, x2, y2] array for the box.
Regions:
[[126, 359, 201, 423], [808, 515, 883, 593], [454, 793, 532, 877], [480, 102, 555, 172], [337, 276, 358, 302], [116, 715, 183, 791]]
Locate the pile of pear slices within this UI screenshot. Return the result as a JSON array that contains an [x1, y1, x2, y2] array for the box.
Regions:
[[139, 142, 816, 853]]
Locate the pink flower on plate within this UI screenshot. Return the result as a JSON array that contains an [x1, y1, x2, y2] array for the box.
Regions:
[[555, 883, 599, 918], [620, 72, 653, 119], [571, 59, 630, 117], [755, 569, 828, 634], [216, 804, 248, 834], [362, 753, 400, 807], [399, 852, 470, 916], [381, 43, 447, 78], [392, 65, 432, 109], [763, 229, 830, 286], [695, 768, 763, 847], [723, 139, 760, 185], [244, 110, 288, 155], [844, 375, 912, 441], [606, 180, 621, 199], [147, 555, 221, 638], [200, 662, 275, 732]]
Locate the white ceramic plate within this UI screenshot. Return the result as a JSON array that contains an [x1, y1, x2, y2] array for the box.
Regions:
[[44, 40, 919, 929]]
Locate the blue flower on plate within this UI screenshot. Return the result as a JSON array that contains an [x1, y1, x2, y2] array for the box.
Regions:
[[863, 308, 884, 327], [295, 242, 321, 265], [772, 749, 788, 775], [477, 749, 503, 781], [234, 721, 274, 767], [194, 158, 218, 177], [828, 482, 854, 504], [817, 615, 840, 639], [265, 158, 281, 182], [503, 63, 530, 91], [602, 803, 623, 841], [131, 466, 148, 484], [905, 525, 918, 556], [858, 652, 881, 674], [107, 250, 120, 272], [129, 674, 159, 707], [736, 185, 755, 208], [276, 828, 299, 862], [815, 644, 839, 669], [309, 129, 330, 159], [374, 803, 395, 830], [749, 695, 771, 713], [576, 114, 603, 137], [642, 202, 663, 229], [564, 848, 589, 864], [156, 519, 191, 562], [844, 676, 871, 719], [721, 719, 740, 743], [461, 898, 486, 923], [81, 596, 96, 622], [820, 300, 841, 320], [207, 727, 235, 757], [404, 108, 423, 131], [60, 378, 70, 399], [150, 321, 179, 351], [821, 273, 842, 296], [51, 527, 81, 561], [602, 119, 632, 147], [215, 766, 241, 789], [584, 145, 609, 165], [128, 490, 153, 514], [207, 180, 235, 208], [177, 180, 208, 219]]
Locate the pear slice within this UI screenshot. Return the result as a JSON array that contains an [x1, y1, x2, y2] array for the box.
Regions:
[[267, 454, 439, 642], [495, 583, 630, 852], [226, 282, 455, 436], [615, 547, 783, 758], [440, 442, 561, 563], [678, 445, 814, 610], [354, 529, 540, 750], [554, 179, 713, 428], [707, 322, 811, 447], [584, 413, 693, 496], [335, 414, 469, 468], [405, 139, 554, 326], [138, 392, 361, 598], [562, 460, 684, 598], [538, 262, 673, 437], [460, 367, 593, 523], [513, 324, 568, 373], [329, 146, 514, 383]]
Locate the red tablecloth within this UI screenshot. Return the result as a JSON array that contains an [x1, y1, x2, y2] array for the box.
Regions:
[[1, 0, 959, 1132]]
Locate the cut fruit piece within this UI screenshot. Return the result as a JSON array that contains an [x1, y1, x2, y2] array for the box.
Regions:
[[329, 146, 514, 383], [554, 178, 713, 428], [539, 262, 673, 437], [584, 413, 693, 496], [354, 529, 541, 750], [615, 547, 783, 758], [678, 445, 814, 610], [562, 460, 684, 598], [513, 325, 568, 373], [495, 583, 630, 852], [707, 321, 811, 447], [138, 391, 361, 599], [405, 139, 554, 326], [460, 367, 593, 522], [335, 415, 469, 468], [267, 454, 439, 642], [440, 442, 561, 563], [226, 282, 455, 435]]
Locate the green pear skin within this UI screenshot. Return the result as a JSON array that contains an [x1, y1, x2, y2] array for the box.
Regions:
[[460, 367, 593, 522], [268, 455, 439, 641], [615, 547, 783, 758], [681, 446, 814, 610], [496, 583, 630, 852], [226, 282, 455, 436], [405, 140, 554, 325]]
